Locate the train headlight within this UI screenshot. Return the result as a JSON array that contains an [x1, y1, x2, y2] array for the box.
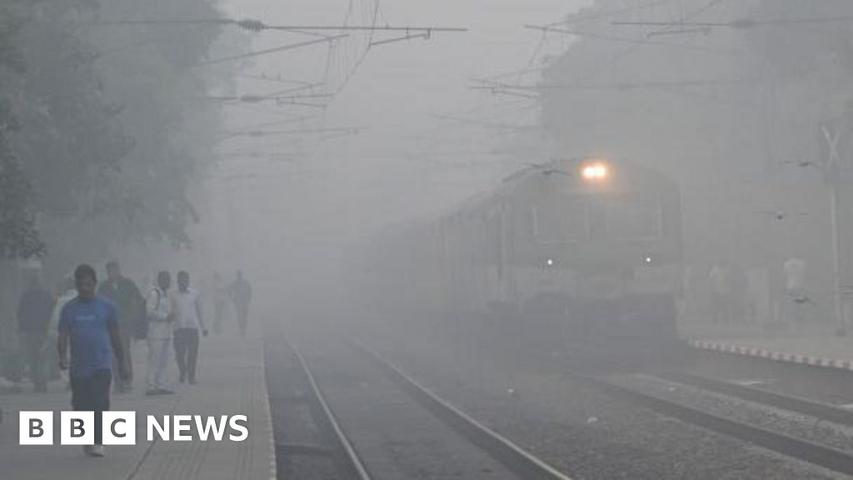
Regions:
[[546, 258, 555, 267], [580, 161, 610, 182], [642, 254, 657, 265]]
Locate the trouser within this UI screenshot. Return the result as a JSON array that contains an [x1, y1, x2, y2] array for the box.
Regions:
[[21, 332, 46, 390], [111, 328, 133, 391], [786, 288, 808, 324], [45, 333, 60, 380], [146, 337, 171, 390], [173, 329, 199, 382], [70, 370, 111, 445], [213, 301, 225, 335], [710, 292, 731, 324], [235, 305, 249, 337]]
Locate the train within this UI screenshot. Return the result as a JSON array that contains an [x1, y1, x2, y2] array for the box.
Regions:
[[353, 157, 683, 366]]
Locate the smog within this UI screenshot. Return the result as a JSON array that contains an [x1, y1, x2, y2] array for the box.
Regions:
[[3, 1, 853, 479]]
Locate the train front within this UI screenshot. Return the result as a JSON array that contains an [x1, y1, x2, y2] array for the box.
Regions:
[[508, 158, 683, 366]]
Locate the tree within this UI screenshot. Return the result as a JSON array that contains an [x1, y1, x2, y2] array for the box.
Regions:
[[0, 3, 42, 259], [0, 134, 44, 259], [0, 0, 242, 267]]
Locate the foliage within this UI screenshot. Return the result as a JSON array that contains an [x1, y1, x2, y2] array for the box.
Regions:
[[0, 0, 240, 263], [0, 3, 41, 259], [0, 133, 44, 259]]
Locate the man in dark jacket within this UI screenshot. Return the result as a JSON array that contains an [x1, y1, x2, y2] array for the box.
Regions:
[[97, 261, 143, 393], [16, 274, 55, 392], [228, 270, 252, 338]]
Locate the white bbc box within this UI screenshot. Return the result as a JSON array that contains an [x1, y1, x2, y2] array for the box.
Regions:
[[103, 412, 137, 445], [19, 411, 54, 445], [60, 411, 95, 445]]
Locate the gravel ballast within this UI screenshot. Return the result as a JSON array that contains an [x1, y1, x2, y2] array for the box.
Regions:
[[368, 334, 849, 480]]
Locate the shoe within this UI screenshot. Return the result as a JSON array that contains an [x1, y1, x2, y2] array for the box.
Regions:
[[146, 387, 175, 395], [82, 445, 93, 456], [90, 445, 104, 457]]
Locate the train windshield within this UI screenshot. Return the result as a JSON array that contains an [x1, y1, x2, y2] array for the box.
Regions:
[[604, 194, 662, 240], [532, 195, 588, 243]]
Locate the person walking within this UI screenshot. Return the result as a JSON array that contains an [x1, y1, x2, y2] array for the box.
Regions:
[[16, 274, 54, 392], [212, 272, 227, 335], [50, 276, 77, 332], [49, 276, 77, 383], [97, 261, 144, 393], [145, 271, 175, 395], [228, 270, 252, 338], [708, 262, 732, 325], [783, 256, 810, 324], [172, 271, 207, 384], [57, 264, 129, 458]]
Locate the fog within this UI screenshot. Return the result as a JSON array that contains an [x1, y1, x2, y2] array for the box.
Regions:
[[9, 3, 853, 479], [207, 0, 590, 320], [4, 0, 853, 359], [204, 0, 853, 343]]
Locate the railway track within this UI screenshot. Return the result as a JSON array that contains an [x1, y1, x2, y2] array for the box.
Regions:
[[574, 371, 853, 477], [276, 331, 853, 479], [288, 343, 373, 479], [351, 341, 573, 480], [273, 336, 572, 480], [265, 336, 371, 480], [656, 370, 853, 427]]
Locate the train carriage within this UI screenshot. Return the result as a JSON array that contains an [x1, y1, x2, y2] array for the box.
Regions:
[[355, 157, 683, 366]]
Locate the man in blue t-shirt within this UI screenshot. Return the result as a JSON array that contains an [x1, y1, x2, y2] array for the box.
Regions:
[[58, 264, 129, 458]]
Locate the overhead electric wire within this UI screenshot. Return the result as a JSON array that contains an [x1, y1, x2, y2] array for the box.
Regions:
[[640, 0, 730, 36], [263, 25, 467, 32], [570, 0, 731, 84], [88, 18, 466, 33], [524, 24, 735, 54], [226, 116, 315, 132], [224, 126, 365, 138], [614, 16, 853, 29], [327, 0, 381, 95], [221, 102, 314, 118], [231, 73, 316, 85], [197, 35, 347, 66], [547, 0, 672, 27], [484, 77, 753, 91]]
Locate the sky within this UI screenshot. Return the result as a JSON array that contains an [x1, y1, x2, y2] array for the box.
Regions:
[[208, 0, 589, 290]]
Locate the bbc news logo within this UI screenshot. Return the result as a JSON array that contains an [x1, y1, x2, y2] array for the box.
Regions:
[[20, 412, 249, 445]]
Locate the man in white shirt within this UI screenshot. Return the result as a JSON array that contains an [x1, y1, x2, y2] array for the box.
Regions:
[[783, 257, 809, 323], [172, 271, 208, 384], [784, 257, 806, 299], [48, 275, 77, 383], [708, 263, 731, 324], [145, 271, 175, 395]]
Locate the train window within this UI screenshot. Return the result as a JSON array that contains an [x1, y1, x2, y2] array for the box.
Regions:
[[531, 195, 587, 244], [604, 195, 662, 239]]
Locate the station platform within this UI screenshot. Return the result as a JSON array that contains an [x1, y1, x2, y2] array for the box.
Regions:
[[682, 322, 853, 369], [0, 336, 276, 480]]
